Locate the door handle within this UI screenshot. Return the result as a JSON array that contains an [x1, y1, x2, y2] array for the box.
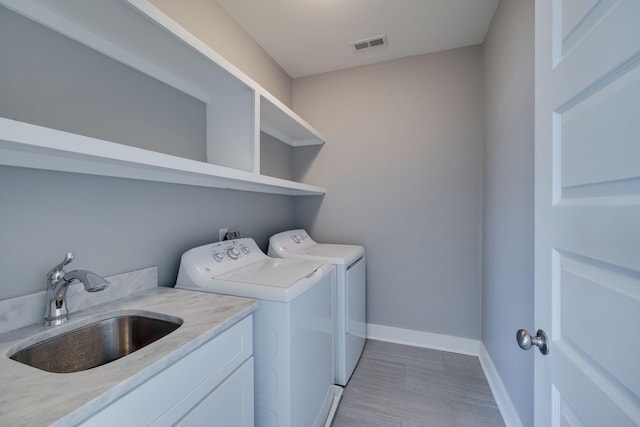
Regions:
[[516, 329, 549, 355]]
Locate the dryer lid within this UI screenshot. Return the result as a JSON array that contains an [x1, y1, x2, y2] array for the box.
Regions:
[[296, 244, 364, 264]]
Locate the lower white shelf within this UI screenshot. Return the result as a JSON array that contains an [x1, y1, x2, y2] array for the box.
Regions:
[[0, 117, 326, 196]]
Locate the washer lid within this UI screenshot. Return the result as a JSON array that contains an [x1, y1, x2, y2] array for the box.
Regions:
[[179, 259, 330, 302], [176, 237, 332, 302], [217, 258, 325, 286]]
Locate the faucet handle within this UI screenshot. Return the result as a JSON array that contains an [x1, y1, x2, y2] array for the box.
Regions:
[[47, 252, 75, 282], [56, 252, 75, 270]]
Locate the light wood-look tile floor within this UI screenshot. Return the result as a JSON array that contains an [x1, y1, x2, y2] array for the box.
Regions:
[[332, 340, 506, 427]]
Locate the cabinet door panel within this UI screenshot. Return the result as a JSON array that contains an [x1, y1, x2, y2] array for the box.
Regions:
[[176, 358, 254, 427]]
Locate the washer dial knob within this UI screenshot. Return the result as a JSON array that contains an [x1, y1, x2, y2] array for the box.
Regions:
[[241, 246, 250, 255], [212, 252, 224, 262], [226, 247, 241, 260]]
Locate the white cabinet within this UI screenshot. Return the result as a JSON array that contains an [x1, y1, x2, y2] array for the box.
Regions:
[[0, 0, 325, 196], [80, 315, 254, 427]]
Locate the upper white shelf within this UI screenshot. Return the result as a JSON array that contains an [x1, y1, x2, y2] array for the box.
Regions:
[[0, 118, 325, 196], [0, 0, 326, 194], [0, 0, 325, 148]]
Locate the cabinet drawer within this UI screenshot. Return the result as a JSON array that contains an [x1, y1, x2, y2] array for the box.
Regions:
[[81, 315, 253, 426]]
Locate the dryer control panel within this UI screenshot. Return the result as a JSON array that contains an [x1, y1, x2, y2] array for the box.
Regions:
[[269, 229, 318, 255], [290, 231, 309, 244]]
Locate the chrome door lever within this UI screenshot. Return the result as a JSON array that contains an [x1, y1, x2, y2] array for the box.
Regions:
[[516, 329, 549, 355]]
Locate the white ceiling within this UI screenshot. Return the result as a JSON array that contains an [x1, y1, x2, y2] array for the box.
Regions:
[[216, 0, 499, 78]]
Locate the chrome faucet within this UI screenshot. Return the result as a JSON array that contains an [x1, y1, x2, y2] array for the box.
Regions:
[[44, 252, 109, 326]]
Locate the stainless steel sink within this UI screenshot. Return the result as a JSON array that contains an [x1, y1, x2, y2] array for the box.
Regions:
[[9, 314, 182, 373]]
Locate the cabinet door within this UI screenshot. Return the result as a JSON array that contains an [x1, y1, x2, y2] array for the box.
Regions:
[[175, 358, 254, 427]]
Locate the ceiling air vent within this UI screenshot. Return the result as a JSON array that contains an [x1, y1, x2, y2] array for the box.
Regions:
[[351, 35, 387, 52]]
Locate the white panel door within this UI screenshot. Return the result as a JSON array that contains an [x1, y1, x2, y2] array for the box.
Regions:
[[535, 0, 640, 425]]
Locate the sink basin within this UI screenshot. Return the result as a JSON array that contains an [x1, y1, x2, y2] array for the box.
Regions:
[[9, 314, 182, 373]]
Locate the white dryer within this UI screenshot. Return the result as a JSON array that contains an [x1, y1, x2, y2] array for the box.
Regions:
[[175, 238, 342, 427], [268, 229, 366, 386]]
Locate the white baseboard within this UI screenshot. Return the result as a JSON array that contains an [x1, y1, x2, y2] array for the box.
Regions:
[[366, 323, 481, 356], [365, 324, 523, 427], [478, 343, 524, 427]]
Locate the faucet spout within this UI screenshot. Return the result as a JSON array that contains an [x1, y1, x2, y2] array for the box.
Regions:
[[64, 270, 110, 292], [44, 253, 109, 326]]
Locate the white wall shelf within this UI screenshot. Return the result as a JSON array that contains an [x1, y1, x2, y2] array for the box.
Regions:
[[0, 0, 326, 195], [0, 118, 325, 196], [260, 93, 326, 147]]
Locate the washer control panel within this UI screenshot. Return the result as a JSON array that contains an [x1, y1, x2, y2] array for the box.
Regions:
[[210, 240, 254, 263], [180, 238, 269, 278]]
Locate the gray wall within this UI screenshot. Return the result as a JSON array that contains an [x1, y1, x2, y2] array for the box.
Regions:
[[0, 166, 294, 300], [149, 0, 293, 107], [260, 132, 293, 181], [292, 47, 484, 339], [482, 0, 535, 425]]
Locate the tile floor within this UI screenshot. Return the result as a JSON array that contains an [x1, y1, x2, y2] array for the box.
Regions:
[[332, 340, 506, 427]]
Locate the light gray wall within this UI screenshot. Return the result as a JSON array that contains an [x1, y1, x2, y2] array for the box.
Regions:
[[0, 7, 206, 161], [149, 0, 293, 107], [482, 0, 535, 425], [292, 47, 484, 339], [260, 132, 293, 181], [0, 166, 294, 300]]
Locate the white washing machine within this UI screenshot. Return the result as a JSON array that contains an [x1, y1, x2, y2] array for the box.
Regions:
[[268, 229, 366, 386], [175, 238, 342, 427]]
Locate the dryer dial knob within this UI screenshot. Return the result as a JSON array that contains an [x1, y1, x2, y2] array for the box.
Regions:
[[227, 247, 241, 259]]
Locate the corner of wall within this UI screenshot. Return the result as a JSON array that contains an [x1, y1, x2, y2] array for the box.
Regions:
[[148, 0, 292, 107]]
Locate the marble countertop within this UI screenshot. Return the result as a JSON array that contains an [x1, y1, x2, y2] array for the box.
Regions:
[[0, 287, 258, 426]]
